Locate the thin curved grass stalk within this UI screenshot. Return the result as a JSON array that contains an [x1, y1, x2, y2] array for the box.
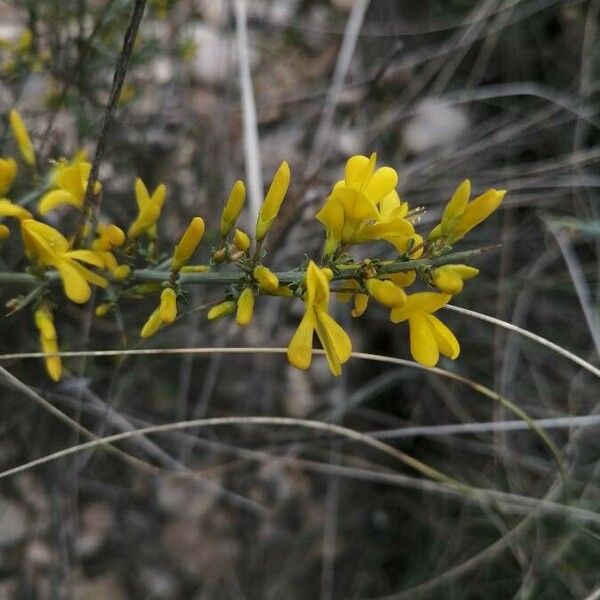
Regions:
[[0, 364, 267, 515], [49, 388, 598, 525], [0, 415, 463, 490], [0, 346, 566, 480], [444, 304, 600, 379]]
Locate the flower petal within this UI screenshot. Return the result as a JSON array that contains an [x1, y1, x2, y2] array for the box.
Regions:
[[38, 189, 80, 214], [426, 314, 460, 359], [390, 292, 451, 323], [344, 155, 370, 189], [442, 179, 470, 223], [314, 308, 352, 376], [363, 167, 398, 204], [55, 259, 91, 303], [408, 314, 439, 367], [287, 311, 315, 370]]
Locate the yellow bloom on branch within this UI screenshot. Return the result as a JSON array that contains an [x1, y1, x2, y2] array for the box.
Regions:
[[390, 292, 459, 367], [429, 179, 506, 244], [8, 109, 36, 166], [34, 306, 61, 381], [316, 154, 420, 256], [0, 157, 17, 195], [21, 219, 108, 304], [128, 178, 167, 240], [220, 180, 246, 238], [171, 217, 205, 272], [38, 161, 102, 214], [287, 260, 352, 376], [256, 161, 290, 242]]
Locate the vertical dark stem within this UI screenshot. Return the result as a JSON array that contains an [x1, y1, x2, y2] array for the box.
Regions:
[[80, 0, 147, 218]]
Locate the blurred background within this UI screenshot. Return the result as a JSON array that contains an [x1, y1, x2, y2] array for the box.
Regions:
[[1, 0, 600, 598]]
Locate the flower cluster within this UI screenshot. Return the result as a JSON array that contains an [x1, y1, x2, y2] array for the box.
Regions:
[[0, 109, 506, 380]]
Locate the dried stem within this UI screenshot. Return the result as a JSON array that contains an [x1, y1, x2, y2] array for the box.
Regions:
[[79, 0, 147, 218]]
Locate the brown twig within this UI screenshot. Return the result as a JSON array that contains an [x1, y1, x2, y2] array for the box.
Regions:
[[79, 0, 147, 220]]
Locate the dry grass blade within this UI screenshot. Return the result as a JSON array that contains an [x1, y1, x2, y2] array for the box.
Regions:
[[234, 0, 262, 226], [444, 304, 600, 378]]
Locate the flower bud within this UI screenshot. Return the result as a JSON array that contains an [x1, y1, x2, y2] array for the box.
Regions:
[[171, 216, 205, 271], [112, 265, 131, 281], [256, 161, 290, 241], [0, 157, 17, 195], [253, 265, 279, 292], [141, 308, 162, 338], [94, 224, 125, 250], [159, 288, 177, 324], [34, 307, 61, 381], [432, 265, 479, 295], [208, 300, 236, 321], [95, 303, 112, 317], [9, 109, 36, 166], [220, 180, 246, 238], [180, 264, 210, 273], [233, 228, 250, 252], [236, 288, 254, 326]]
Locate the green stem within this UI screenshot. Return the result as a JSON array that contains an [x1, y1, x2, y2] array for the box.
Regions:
[[0, 246, 498, 290]]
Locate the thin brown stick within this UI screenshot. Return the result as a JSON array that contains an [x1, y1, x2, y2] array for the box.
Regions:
[[80, 0, 147, 218]]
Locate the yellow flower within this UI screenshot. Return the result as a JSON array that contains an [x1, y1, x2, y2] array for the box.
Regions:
[[0, 198, 32, 220], [256, 161, 290, 241], [390, 292, 458, 367], [236, 288, 254, 326], [8, 109, 36, 166], [171, 217, 205, 271], [34, 306, 61, 381], [38, 161, 102, 214], [429, 179, 506, 243], [0, 157, 17, 195], [287, 261, 352, 376], [431, 264, 479, 295], [127, 178, 167, 240], [233, 228, 250, 252], [0, 224, 10, 240], [220, 180, 246, 238], [253, 265, 279, 292], [21, 219, 108, 304], [208, 300, 236, 320], [316, 154, 419, 256]]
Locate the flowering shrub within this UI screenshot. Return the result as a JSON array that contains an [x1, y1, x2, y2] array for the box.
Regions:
[[0, 109, 505, 381]]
